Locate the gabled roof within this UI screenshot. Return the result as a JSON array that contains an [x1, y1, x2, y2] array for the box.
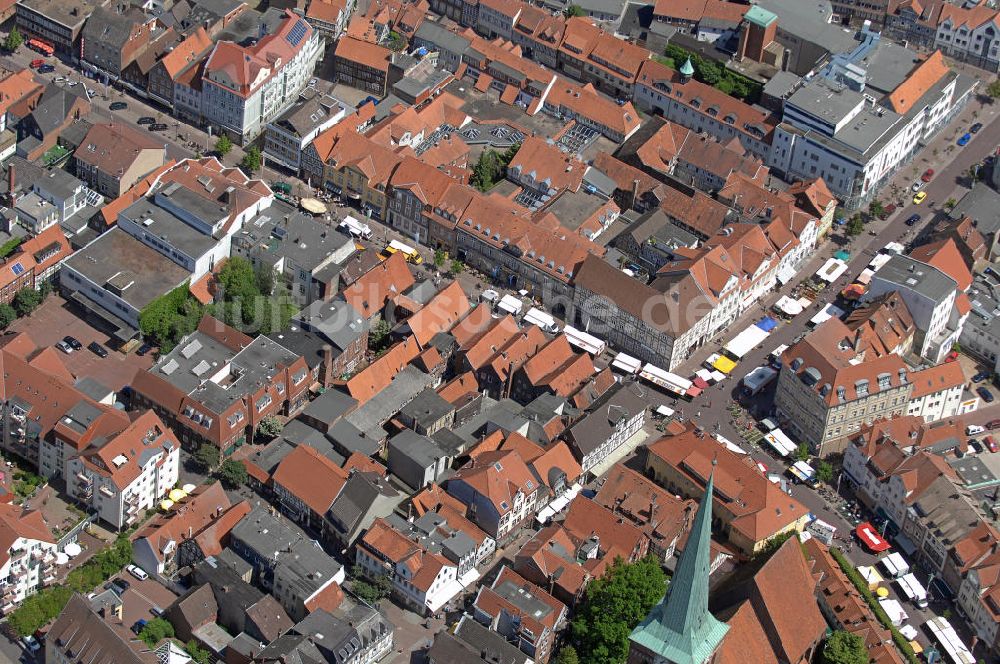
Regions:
[[0, 503, 54, 569], [909, 237, 972, 291], [886, 50, 950, 115], [271, 444, 349, 515], [342, 251, 415, 319]]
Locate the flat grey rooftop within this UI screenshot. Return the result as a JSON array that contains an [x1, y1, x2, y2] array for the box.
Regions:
[[786, 78, 866, 128], [64, 228, 191, 311], [122, 197, 217, 259], [873, 254, 957, 303], [952, 183, 1000, 237], [758, 0, 857, 54]]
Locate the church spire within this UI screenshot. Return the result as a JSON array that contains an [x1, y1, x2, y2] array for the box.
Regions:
[[629, 467, 729, 664]]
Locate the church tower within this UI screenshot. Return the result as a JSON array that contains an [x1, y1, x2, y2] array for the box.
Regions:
[[628, 469, 729, 664]]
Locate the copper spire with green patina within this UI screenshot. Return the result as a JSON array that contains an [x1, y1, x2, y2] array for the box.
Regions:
[[679, 57, 695, 78], [629, 467, 728, 664]]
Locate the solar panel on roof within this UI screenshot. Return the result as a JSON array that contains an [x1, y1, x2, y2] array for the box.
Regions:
[[10, 263, 23, 276], [286, 20, 308, 47]]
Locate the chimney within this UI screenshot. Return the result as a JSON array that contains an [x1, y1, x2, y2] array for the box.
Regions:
[[321, 345, 334, 387], [853, 328, 863, 352]]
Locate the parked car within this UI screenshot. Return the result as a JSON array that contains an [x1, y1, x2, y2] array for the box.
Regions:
[[911, 180, 926, 192], [109, 101, 127, 111], [968, 425, 987, 436], [127, 564, 148, 581], [137, 116, 155, 125], [131, 619, 147, 635], [29, 59, 43, 69], [971, 122, 983, 134], [21, 636, 40, 653], [979, 386, 996, 403], [958, 133, 972, 146], [148, 123, 168, 132], [986, 436, 998, 453], [62, 335, 82, 351], [905, 213, 920, 226], [88, 341, 108, 358], [56, 340, 74, 354], [921, 168, 934, 182], [970, 440, 985, 454], [136, 342, 154, 356], [913, 191, 927, 204], [110, 577, 130, 594], [38, 64, 54, 74], [973, 370, 991, 383]]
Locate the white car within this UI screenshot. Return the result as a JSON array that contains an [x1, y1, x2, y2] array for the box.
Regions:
[[126, 564, 149, 581], [56, 340, 74, 354], [21, 636, 40, 653], [66, 80, 78, 87], [911, 180, 926, 192], [968, 425, 986, 436]]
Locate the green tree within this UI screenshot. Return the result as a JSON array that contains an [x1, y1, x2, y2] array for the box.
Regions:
[[554, 645, 581, 664], [449, 259, 465, 275], [241, 146, 263, 174], [214, 134, 233, 157], [944, 197, 957, 209], [570, 556, 667, 663], [0, 303, 16, 329], [868, 199, 885, 219], [563, 4, 586, 16], [795, 442, 810, 461], [217, 256, 258, 303], [185, 641, 212, 664], [846, 214, 864, 236], [192, 444, 220, 472], [139, 282, 203, 351], [987, 79, 1000, 100], [4, 27, 23, 53], [138, 617, 175, 647], [255, 264, 275, 297], [369, 318, 392, 352], [218, 459, 248, 489], [821, 630, 868, 664], [817, 461, 835, 484], [12, 288, 42, 317], [257, 415, 284, 439], [351, 573, 393, 604], [433, 248, 447, 268]]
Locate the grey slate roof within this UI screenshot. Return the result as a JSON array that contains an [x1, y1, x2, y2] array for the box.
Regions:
[[294, 298, 368, 352]]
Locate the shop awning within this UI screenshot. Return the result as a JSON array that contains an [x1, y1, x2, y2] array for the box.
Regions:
[[710, 370, 726, 382], [300, 198, 327, 214], [776, 264, 797, 285], [686, 386, 703, 398], [713, 355, 737, 374], [692, 376, 709, 389], [841, 283, 866, 300], [834, 249, 851, 261]]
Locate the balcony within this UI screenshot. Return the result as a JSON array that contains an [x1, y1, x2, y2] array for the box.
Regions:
[[42, 574, 56, 586], [76, 472, 92, 485], [10, 549, 26, 561], [98, 485, 115, 499]]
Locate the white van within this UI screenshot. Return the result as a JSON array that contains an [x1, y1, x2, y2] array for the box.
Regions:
[[968, 425, 986, 436]]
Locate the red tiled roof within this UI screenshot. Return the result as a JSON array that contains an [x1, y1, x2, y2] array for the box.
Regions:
[[345, 335, 421, 402], [272, 445, 348, 515], [887, 50, 950, 114], [334, 35, 391, 72]]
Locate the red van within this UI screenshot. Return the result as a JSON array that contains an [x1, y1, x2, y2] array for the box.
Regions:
[[29, 59, 44, 69]]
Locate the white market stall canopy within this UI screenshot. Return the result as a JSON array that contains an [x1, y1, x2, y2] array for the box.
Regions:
[[763, 429, 797, 457], [810, 303, 845, 327], [564, 325, 607, 355], [775, 295, 804, 316], [816, 258, 849, 283], [498, 294, 523, 316], [612, 352, 642, 374], [724, 325, 770, 359]]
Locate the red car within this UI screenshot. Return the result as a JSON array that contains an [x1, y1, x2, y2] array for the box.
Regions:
[[986, 436, 999, 453], [987, 419, 1000, 431], [921, 168, 934, 182], [29, 59, 43, 69], [945, 351, 959, 363]]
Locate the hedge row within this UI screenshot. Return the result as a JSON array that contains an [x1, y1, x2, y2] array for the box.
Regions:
[[829, 546, 920, 664]]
